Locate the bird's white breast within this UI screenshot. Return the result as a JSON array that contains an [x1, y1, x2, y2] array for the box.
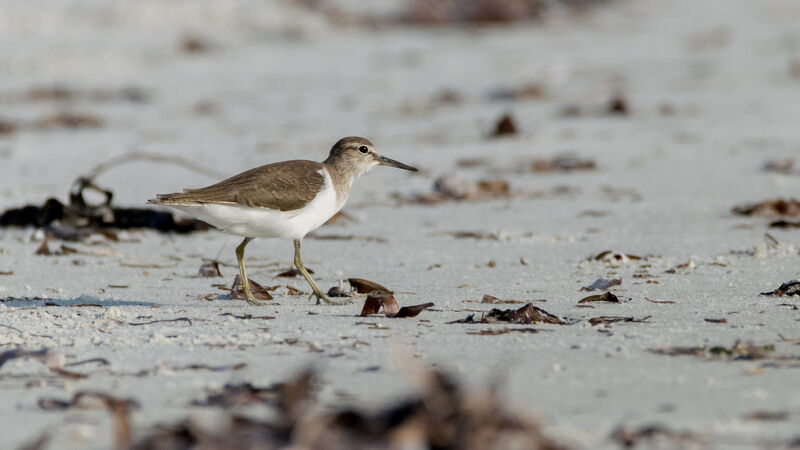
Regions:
[[167, 168, 342, 240]]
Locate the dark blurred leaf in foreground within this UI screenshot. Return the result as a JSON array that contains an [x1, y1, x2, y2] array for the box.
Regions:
[[133, 366, 568, 450]]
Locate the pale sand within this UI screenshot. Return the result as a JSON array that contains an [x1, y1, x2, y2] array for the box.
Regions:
[[1, 0, 799, 448]]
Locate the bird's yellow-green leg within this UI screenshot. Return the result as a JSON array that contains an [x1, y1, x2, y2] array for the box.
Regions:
[[236, 237, 267, 306], [293, 239, 349, 305]]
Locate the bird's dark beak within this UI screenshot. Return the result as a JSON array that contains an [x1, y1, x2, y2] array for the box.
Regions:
[[376, 154, 418, 172]]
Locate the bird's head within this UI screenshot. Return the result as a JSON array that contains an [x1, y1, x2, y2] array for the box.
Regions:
[[325, 136, 418, 177]]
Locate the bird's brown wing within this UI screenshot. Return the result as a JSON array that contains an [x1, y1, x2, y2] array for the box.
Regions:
[[150, 160, 326, 212]]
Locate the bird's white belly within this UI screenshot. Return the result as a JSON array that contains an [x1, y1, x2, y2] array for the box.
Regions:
[[167, 173, 341, 240]]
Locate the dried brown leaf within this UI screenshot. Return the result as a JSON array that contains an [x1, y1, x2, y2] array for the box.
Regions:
[[219, 313, 275, 320], [35, 112, 104, 129], [611, 424, 702, 448], [644, 297, 675, 304], [481, 294, 526, 304], [395, 302, 435, 318], [649, 341, 775, 360], [348, 278, 392, 294], [531, 156, 596, 173], [128, 318, 192, 326], [607, 95, 629, 115], [467, 328, 540, 336], [704, 318, 727, 324], [588, 316, 650, 326], [489, 83, 546, 101], [277, 267, 313, 277], [743, 411, 788, 422], [491, 113, 517, 137], [285, 285, 306, 296], [579, 292, 622, 304], [133, 365, 566, 450], [452, 303, 564, 325], [230, 274, 273, 300], [761, 280, 800, 296], [447, 231, 498, 240], [769, 219, 800, 228], [192, 382, 281, 408], [360, 293, 433, 318], [360, 293, 397, 316], [180, 35, 210, 54], [732, 198, 800, 217], [0, 119, 19, 136], [37, 391, 138, 449]]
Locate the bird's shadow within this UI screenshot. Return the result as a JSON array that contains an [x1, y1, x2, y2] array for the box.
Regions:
[[1, 296, 159, 308]]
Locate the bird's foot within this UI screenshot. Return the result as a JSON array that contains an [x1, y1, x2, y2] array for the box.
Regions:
[[310, 290, 351, 306], [244, 297, 271, 306]]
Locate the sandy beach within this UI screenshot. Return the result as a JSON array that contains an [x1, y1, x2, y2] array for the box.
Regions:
[[1, 0, 799, 448]]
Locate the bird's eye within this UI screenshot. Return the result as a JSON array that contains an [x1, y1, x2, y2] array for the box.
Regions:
[[358, 145, 369, 153]]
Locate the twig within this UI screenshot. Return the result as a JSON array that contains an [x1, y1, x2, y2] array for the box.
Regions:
[[0, 323, 54, 339], [85, 151, 227, 181], [66, 357, 111, 367], [128, 318, 192, 326]]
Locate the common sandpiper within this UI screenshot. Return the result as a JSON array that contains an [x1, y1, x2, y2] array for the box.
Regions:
[[149, 137, 418, 305]]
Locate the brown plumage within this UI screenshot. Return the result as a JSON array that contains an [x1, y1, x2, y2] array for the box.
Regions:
[[150, 160, 326, 212]]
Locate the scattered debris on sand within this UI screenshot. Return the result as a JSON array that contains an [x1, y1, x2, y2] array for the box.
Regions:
[[760, 280, 800, 297], [450, 303, 564, 325], [35, 112, 104, 129], [402, 174, 513, 204], [732, 198, 800, 217], [649, 340, 776, 360], [1, 162, 213, 234], [479, 294, 529, 304], [531, 156, 596, 173], [488, 82, 546, 101], [588, 316, 650, 326], [579, 292, 626, 304], [399, 0, 611, 25], [491, 112, 518, 137], [589, 250, 643, 267], [762, 159, 795, 174], [611, 424, 705, 448], [561, 94, 631, 117]]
